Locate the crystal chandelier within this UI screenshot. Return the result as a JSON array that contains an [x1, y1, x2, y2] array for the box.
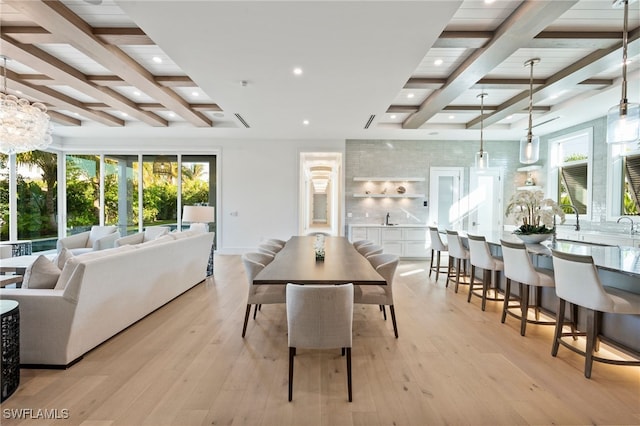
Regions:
[[606, 0, 639, 144], [475, 93, 489, 169], [0, 57, 52, 155], [520, 58, 540, 164]]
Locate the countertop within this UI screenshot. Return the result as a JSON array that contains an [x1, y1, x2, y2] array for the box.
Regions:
[[453, 230, 640, 278], [348, 224, 428, 228]]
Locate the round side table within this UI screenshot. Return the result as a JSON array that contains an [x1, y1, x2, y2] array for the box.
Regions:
[[1, 300, 20, 402]]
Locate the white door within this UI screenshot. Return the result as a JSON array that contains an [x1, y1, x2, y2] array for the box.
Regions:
[[428, 167, 464, 229], [468, 168, 503, 235]]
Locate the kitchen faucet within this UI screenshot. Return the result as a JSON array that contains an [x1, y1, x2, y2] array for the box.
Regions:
[[616, 216, 636, 235], [559, 204, 580, 231]]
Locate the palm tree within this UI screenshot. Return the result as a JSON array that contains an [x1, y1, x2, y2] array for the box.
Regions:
[[16, 151, 58, 230]]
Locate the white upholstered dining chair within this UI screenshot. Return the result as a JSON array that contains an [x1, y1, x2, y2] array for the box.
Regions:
[[354, 253, 400, 338], [241, 252, 286, 338], [286, 283, 354, 402]]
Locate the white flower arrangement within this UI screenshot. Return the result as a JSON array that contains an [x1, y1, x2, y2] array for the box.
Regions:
[[505, 190, 565, 235]]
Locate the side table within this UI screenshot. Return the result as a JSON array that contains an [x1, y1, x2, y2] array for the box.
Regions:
[[1, 300, 20, 402], [0, 240, 33, 257]]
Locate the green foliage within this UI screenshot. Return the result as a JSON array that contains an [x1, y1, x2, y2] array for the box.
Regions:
[[563, 153, 588, 162], [513, 224, 555, 235]]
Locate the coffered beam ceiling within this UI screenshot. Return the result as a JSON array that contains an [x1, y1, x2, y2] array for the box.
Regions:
[[3, 0, 212, 127], [403, 0, 579, 129]]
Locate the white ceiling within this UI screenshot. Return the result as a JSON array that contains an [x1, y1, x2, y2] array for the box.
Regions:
[[1, 0, 639, 142]]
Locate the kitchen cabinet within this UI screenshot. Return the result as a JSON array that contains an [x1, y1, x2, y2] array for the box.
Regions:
[[348, 225, 428, 258]]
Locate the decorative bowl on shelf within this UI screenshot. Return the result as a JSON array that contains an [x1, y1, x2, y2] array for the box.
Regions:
[[515, 233, 551, 244], [396, 185, 406, 194]]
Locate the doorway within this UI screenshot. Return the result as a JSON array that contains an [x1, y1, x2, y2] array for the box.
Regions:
[[428, 167, 464, 229], [468, 168, 504, 235], [299, 152, 343, 236]]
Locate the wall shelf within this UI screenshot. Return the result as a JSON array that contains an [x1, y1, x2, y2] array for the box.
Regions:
[[516, 165, 542, 172], [516, 185, 542, 191]]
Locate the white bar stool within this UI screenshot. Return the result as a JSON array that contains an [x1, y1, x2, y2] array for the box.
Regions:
[[551, 249, 640, 378], [428, 227, 448, 282], [445, 230, 470, 293], [467, 234, 504, 311]]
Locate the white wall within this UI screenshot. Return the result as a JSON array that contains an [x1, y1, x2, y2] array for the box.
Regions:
[[60, 136, 344, 253]]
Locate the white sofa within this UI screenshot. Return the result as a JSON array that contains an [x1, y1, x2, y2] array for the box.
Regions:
[[56, 225, 121, 255], [0, 231, 214, 367]]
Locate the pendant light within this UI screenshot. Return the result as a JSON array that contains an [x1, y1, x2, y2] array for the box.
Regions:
[[606, 0, 639, 144], [520, 58, 540, 164], [475, 92, 489, 169]]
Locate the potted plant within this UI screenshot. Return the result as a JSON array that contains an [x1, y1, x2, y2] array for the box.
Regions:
[[505, 190, 565, 243]]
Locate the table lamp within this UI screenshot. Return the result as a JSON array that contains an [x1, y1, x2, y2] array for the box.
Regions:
[[182, 205, 215, 233]]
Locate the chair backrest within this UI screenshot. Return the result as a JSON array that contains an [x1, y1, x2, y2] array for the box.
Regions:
[[242, 252, 272, 283], [262, 242, 283, 253], [467, 234, 495, 269], [358, 244, 383, 258], [353, 240, 374, 250], [286, 283, 353, 349], [368, 253, 399, 301], [500, 239, 539, 285], [428, 227, 447, 251], [258, 244, 278, 256], [446, 230, 468, 259], [551, 250, 614, 312], [267, 239, 286, 248]]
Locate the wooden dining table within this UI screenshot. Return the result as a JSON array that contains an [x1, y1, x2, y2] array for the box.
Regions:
[[253, 236, 385, 285]]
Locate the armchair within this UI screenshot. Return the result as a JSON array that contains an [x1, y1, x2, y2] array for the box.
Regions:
[[115, 226, 170, 247], [57, 226, 120, 255]]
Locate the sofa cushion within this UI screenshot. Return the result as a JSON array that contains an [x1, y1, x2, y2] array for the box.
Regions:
[[88, 226, 116, 246], [22, 255, 61, 289], [137, 234, 173, 248], [144, 226, 170, 241], [55, 245, 136, 290], [53, 247, 75, 269]]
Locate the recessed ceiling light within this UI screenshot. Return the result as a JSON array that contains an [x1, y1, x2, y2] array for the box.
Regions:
[[168, 112, 175, 117], [506, 115, 513, 120], [133, 91, 141, 96], [407, 93, 415, 99], [192, 91, 199, 97], [390, 114, 396, 119], [121, 112, 128, 117], [550, 94, 559, 99], [15, 90, 22, 94], [152, 56, 162, 64], [293, 67, 303, 76], [434, 59, 443, 66], [303, 120, 310, 125], [74, 112, 80, 117], [448, 115, 455, 120], [484, 0, 495, 3]]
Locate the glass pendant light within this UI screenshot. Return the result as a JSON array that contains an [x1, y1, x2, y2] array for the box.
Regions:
[[520, 58, 540, 164], [606, 0, 640, 144], [475, 92, 489, 169]]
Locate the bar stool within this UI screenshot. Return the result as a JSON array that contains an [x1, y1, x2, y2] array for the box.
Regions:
[[500, 239, 557, 336], [467, 234, 504, 311], [428, 227, 448, 282], [551, 249, 640, 378], [445, 230, 470, 293]]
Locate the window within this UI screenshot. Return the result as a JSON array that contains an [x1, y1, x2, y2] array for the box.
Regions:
[[549, 129, 592, 218], [104, 155, 138, 235], [65, 154, 100, 235], [608, 142, 640, 218]]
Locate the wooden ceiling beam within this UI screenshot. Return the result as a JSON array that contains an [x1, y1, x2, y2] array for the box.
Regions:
[[4, 0, 212, 127], [466, 27, 640, 129], [1, 25, 153, 45], [1, 67, 124, 126], [47, 110, 81, 126], [403, 0, 578, 129], [435, 30, 625, 49], [0, 34, 168, 126]]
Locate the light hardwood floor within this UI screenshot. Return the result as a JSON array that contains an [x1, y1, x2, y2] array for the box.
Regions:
[[1, 255, 639, 425]]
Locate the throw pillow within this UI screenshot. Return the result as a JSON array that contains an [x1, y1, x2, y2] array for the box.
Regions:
[[52, 247, 74, 269], [22, 255, 61, 289]]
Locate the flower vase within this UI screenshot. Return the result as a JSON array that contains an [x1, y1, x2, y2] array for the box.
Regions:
[[515, 233, 551, 244]]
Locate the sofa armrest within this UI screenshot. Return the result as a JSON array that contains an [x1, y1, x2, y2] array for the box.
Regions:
[[57, 231, 90, 252], [115, 233, 144, 247], [93, 231, 121, 251]]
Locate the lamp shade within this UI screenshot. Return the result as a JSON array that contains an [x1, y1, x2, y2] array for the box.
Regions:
[[606, 102, 640, 144], [182, 205, 215, 223], [475, 151, 489, 169], [519, 135, 540, 164]]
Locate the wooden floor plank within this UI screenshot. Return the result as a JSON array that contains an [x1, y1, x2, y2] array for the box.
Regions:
[[1, 255, 638, 425]]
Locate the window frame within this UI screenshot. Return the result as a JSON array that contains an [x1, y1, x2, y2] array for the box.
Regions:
[[607, 141, 640, 222], [547, 128, 593, 223]]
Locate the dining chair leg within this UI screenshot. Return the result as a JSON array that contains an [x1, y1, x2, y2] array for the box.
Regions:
[[346, 347, 352, 402], [242, 305, 251, 337], [288, 347, 295, 401], [481, 269, 490, 311], [253, 304, 259, 319], [446, 256, 453, 288], [389, 305, 398, 338], [381, 305, 387, 320], [454, 259, 462, 293], [435, 251, 441, 282], [585, 308, 596, 378]]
